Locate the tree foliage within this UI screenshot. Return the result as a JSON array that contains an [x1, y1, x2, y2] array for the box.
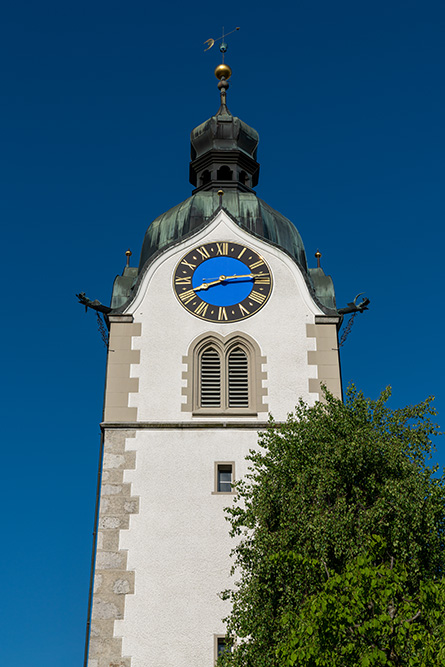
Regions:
[[219, 387, 445, 667], [277, 538, 445, 666]]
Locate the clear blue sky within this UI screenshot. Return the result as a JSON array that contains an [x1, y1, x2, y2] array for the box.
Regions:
[[1, 1, 444, 664]]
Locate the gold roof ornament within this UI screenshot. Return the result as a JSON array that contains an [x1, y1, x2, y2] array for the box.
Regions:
[[214, 63, 232, 81], [204, 27, 239, 110]]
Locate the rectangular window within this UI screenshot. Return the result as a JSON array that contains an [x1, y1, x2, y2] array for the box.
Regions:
[[217, 637, 227, 656], [213, 462, 235, 494], [218, 465, 232, 492], [214, 635, 230, 663]]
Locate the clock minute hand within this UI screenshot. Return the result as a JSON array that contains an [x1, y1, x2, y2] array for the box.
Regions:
[[193, 272, 268, 292], [223, 272, 268, 280]]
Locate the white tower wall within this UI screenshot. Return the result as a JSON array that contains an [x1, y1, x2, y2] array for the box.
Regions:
[[87, 211, 341, 667]]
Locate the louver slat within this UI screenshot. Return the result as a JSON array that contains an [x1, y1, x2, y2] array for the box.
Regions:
[[228, 348, 249, 407], [201, 348, 221, 407]]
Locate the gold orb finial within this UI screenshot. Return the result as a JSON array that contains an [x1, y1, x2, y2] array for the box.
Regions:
[[315, 250, 322, 268], [217, 189, 224, 197], [125, 248, 132, 267], [215, 63, 232, 81]]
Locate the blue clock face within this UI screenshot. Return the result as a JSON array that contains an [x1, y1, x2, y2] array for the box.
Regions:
[[173, 242, 273, 322], [192, 257, 254, 306]]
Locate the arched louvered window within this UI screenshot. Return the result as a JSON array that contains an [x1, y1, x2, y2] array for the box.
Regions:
[[187, 334, 264, 414], [200, 347, 221, 407], [228, 347, 249, 407]]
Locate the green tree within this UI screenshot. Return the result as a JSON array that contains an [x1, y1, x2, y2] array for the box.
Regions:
[[219, 387, 445, 667], [276, 538, 445, 666]]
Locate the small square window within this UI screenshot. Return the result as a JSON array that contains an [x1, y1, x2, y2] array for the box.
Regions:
[[213, 462, 235, 494]]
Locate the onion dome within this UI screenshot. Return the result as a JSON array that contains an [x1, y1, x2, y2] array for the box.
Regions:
[[140, 63, 304, 270], [110, 62, 337, 314], [138, 190, 308, 272]]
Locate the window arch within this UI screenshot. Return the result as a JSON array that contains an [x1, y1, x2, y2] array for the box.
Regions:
[[199, 342, 250, 410], [200, 169, 211, 186], [182, 332, 268, 415], [238, 170, 249, 186], [216, 165, 233, 181]]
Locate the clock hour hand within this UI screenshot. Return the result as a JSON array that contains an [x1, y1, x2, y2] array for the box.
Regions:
[[193, 275, 227, 291]]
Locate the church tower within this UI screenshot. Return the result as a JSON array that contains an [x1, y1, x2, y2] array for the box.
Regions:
[[83, 58, 342, 667]]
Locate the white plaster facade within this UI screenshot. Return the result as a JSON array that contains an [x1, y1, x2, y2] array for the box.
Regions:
[[87, 210, 342, 667]]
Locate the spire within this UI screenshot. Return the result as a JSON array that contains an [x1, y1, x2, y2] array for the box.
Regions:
[[215, 63, 232, 115], [189, 36, 260, 194]]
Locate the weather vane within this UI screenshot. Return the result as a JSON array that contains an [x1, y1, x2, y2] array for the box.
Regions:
[[204, 26, 240, 61]]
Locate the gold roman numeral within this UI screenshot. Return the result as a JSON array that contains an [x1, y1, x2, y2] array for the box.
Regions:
[[216, 242, 228, 256], [254, 274, 270, 284], [218, 307, 228, 321], [175, 276, 191, 285], [237, 247, 246, 259], [249, 259, 264, 270], [181, 259, 196, 270], [239, 304, 250, 316], [249, 290, 266, 304], [196, 246, 210, 260], [194, 301, 209, 317], [179, 289, 196, 304]]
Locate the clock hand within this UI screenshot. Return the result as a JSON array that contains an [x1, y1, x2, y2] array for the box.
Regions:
[[224, 273, 268, 280], [193, 275, 227, 291], [193, 273, 268, 291]]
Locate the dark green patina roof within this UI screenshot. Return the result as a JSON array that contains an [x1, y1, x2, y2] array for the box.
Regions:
[[111, 192, 337, 314], [110, 88, 337, 314], [138, 190, 308, 273], [190, 112, 259, 162]]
